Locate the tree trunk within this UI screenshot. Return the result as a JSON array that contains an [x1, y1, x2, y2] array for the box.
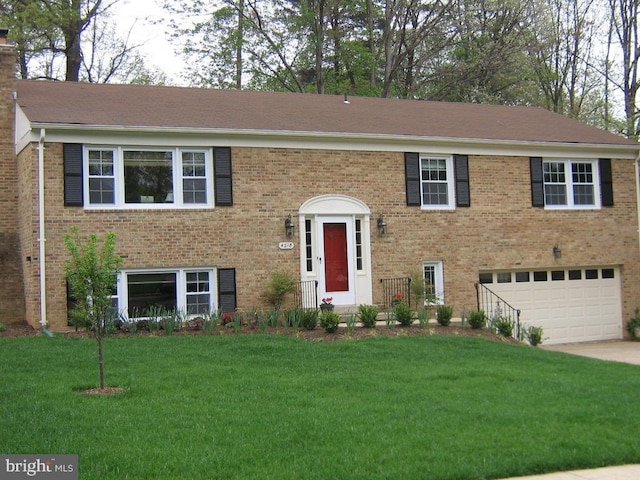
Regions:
[[96, 329, 105, 389]]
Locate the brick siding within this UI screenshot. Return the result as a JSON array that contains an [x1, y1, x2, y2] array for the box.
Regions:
[[14, 143, 640, 332]]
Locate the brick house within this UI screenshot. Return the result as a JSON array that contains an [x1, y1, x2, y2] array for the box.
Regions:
[[2, 38, 639, 344]]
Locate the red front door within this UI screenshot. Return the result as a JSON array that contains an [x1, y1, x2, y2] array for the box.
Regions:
[[323, 223, 349, 292]]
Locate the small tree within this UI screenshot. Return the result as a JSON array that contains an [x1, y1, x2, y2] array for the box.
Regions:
[[262, 271, 295, 310], [64, 227, 122, 390]]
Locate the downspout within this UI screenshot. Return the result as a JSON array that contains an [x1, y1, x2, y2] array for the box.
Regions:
[[636, 155, 640, 261], [38, 128, 53, 337]]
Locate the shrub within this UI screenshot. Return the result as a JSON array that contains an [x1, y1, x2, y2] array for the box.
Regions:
[[494, 317, 514, 338], [203, 310, 221, 334], [525, 326, 544, 346], [320, 311, 340, 333], [0, 323, 5, 332], [284, 308, 302, 328], [626, 308, 640, 339], [417, 308, 430, 328], [345, 313, 357, 333], [394, 302, 414, 326], [263, 272, 295, 310], [300, 309, 319, 330], [358, 304, 379, 328], [436, 305, 453, 326], [468, 310, 486, 329]]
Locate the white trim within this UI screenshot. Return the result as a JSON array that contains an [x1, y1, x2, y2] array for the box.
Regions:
[[542, 158, 601, 210], [118, 267, 217, 319], [423, 260, 445, 305], [419, 154, 456, 210], [17, 122, 640, 160], [83, 145, 214, 210]]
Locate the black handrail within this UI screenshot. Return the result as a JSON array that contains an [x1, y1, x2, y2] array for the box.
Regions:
[[475, 282, 522, 340], [380, 277, 411, 309], [294, 280, 318, 310]]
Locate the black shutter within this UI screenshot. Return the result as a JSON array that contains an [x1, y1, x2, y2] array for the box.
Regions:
[[599, 158, 614, 207], [405, 152, 421, 206], [63, 143, 83, 206], [214, 147, 233, 206], [454, 154, 470, 207], [530, 157, 544, 207], [218, 268, 237, 313]]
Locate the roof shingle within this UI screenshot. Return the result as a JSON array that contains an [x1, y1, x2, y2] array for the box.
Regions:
[[15, 79, 637, 146]]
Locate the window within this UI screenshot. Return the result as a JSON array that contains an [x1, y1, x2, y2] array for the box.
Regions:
[[551, 270, 565, 281], [478, 273, 493, 284], [420, 156, 455, 209], [85, 147, 212, 208], [305, 219, 313, 272], [186, 272, 211, 315], [568, 270, 582, 280], [543, 159, 599, 208], [533, 271, 548, 282], [423, 261, 444, 304], [120, 269, 216, 319], [515, 272, 530, 282], [497, 272, 512, 283], [355, 219, 363, 271]]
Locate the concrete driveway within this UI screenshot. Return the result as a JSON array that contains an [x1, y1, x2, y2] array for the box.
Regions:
[[542, 340, 640, 365]]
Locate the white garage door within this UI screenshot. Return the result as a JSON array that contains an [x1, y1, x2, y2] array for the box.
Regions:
[[479, 267, 622, 345]]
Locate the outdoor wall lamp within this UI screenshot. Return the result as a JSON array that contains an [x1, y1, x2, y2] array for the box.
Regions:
[[285, 215, 295, 238], [377, 215, 388, 236], [553, 244, 562, 259]]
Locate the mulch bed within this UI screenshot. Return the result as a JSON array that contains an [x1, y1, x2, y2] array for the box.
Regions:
[[0, 320, 520, 344]]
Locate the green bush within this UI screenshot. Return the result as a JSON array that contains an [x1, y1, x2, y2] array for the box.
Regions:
[[357, 304, 379, 328], [494, 317, 514, 338], [263, 272, 295, 310], [525, 325, 544, 346], [284, 308, 302, 328], [393, 302, 414, 326], [417, 308, 430, 328], [300, 309, 319, 330], [626, 308, 640, 339], [436, 305, 453, 326], [0, 323, 5, 332], [320, 311, 340, 333], [468, 310, 486, 329]]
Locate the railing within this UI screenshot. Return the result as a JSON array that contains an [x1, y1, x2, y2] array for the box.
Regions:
[[380, 277, 411, 309], [294, 280, 318, 310], [475, 282, 522, 340]]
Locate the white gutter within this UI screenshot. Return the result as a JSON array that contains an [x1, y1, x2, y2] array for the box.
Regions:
[[37, 128, 50, 333]]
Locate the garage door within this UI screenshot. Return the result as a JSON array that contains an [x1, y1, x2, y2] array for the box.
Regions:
[[479, 267, 622, 345]]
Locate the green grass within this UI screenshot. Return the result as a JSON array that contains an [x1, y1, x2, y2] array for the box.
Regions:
[[1, 335, 640, 479]]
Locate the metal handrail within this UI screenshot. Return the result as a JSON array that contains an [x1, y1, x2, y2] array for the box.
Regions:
[[380, 277, 411, 309], [475, 282, 522, 340], [294, 280, 318, 310]]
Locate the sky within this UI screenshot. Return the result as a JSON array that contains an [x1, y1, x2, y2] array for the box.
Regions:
[[113, 0, 186, 84]]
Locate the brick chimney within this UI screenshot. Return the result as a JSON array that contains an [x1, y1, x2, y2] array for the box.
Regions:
[[0, 30, 26, 325]]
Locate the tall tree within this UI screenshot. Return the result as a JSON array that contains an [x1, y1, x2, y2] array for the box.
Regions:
[[0, 0, 143, 82], [608, 0, 640, 139]]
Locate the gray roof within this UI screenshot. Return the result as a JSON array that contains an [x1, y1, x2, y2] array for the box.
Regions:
[[15, 79, 638, 146]]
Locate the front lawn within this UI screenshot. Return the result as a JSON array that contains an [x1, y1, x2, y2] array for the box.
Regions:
[[1, 334, 639, 479]]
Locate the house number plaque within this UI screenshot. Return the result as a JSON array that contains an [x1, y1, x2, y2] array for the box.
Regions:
[[279, 242, 294, 250]]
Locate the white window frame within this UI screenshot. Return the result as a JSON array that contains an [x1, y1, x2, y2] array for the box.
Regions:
[[83, 146, 214, 209], [420, 155, 456, 210], [117, 268, 217, 320], [423, 261, 444, 305], [542, 158, 601, 210]]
